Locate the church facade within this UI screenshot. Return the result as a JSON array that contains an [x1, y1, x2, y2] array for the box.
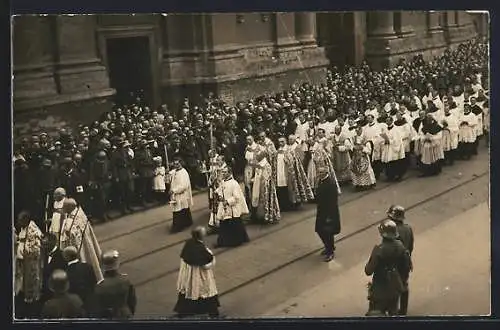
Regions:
[[12, 11, 487, 135]]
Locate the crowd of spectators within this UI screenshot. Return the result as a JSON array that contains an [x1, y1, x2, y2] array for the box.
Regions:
[[13, 38, 488, 228]]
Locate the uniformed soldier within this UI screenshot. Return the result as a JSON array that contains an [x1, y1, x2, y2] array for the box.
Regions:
[[91, 250, 137, 319], [365, 220, 411, 316], [41, 270, 86, 319], [110, 141, 135, 215], [134, 139, 155, 205], [88, 150, 112, 222], [387, 205, 414, 316]]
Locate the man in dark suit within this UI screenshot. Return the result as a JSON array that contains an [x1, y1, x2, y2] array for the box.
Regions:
[[315, 166, 341, 262], [41, 233, 67, 304], [41, 269, 85, 319], [62, 246, 97, 312]]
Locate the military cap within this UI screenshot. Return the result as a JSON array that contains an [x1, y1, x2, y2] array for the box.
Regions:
[[102, 250, 120, 271], [378, 220, 399, 240], [97, 150, 107, 160]]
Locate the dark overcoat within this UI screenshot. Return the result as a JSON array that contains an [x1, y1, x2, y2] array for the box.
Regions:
[[315, 175, 341, 235]]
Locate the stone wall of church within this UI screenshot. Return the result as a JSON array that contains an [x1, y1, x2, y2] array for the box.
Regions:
[[12, 12, 486, 136], [364, 11, 481, 70]]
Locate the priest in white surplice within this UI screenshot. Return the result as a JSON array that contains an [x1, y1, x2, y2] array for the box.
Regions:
[[214, 167, 250, 248], [441, 103, 460, 165], [168, 159, 194, 233], [458, 104, 478, 160], [380, 116, 406, 182], [59, 198, 103, 283]]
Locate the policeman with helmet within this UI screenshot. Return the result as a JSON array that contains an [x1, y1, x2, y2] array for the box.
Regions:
[[91, 250, 136, 319], [364, 219, 411, 316], [387, 205, 414, 315]]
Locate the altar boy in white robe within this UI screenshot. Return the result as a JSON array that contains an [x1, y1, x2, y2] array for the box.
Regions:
[[168, 159, 194, 233], [214, 167, 250, 248], [380, 117, 406, 182]]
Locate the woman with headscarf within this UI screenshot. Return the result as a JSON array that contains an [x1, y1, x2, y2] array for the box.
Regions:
[[419, 115, 444, 177], [174, 226, 220, 319]]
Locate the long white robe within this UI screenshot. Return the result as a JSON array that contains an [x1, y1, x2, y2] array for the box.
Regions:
[[169, 168, 194, 212], [15, 221, 43, 302], [244, 143, 259, 190], [49, 198, 66, 242], [441, 113, 460, 151], [380, 126, 405, 163], [458, 112, 478, 143], [216, 178, 249, 221], [363, 122, 384, 162], [394, 121, 415, 153], [60, 207, 103, 283], [177, 249, 218, 300]]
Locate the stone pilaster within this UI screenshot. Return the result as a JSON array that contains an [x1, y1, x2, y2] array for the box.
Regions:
[[365, 11, 398, 70], [12, 16, 58, 106], [54, 16, 113, 96], [295, 12, 316, 46], [274, 13, 298, 48], [399, 11, 415, 35], [368, 11, 397, 37], [427, 11, 443, 34]]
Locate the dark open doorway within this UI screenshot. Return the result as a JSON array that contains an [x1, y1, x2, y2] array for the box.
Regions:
[[106, 36, 153, 106]]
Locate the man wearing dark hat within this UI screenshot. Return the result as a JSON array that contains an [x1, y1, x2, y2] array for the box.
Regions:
[[91, 250, 136, 319], [364, 220, 411, 316], [63, 246, 97, 312], [41, 269, 85, 319], [387, 205, 414, 315]]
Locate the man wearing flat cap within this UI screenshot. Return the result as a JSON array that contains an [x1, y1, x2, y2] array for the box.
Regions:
[[90, 250, 136, 319]]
